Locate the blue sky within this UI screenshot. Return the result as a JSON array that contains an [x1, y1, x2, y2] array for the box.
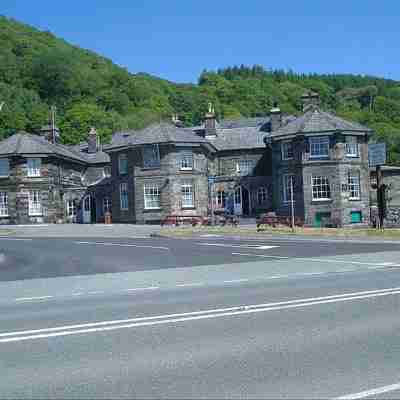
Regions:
[[2, 0, 399, 83]]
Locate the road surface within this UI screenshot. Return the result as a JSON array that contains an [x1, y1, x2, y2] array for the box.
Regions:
[[1, 235, 400, 398]]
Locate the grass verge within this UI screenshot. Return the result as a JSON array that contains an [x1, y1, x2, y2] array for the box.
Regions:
[[157, 225, 400, 240]]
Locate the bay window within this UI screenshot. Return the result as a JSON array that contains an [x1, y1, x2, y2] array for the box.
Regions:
[[181, 181, 194, 208], [27, 158, 41, 177], [312, 176, 331, 200], [144, 185, 161, 209], [29, 191, 42, 215], [310, 136, 329, 158], [0, 192, 8, 216], [0, 159, 10, 177]]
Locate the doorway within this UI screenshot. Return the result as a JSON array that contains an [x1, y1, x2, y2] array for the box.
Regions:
[[82, 195, 93, 224]]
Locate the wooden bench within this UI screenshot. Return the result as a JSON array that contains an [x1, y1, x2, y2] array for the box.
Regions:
[[160, 215, 206, 227], [256, 215, 304, 231]]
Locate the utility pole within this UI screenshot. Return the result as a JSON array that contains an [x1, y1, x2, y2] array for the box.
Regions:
[[376, 165, 384, 229], [50, 105, 57, 144], [290, 175, 295, 232]]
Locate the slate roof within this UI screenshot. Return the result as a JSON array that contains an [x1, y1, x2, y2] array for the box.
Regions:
[[0, 132, 110, 164], [206, 127, 268, 151], [270, 106, 373, 138], [105, 122, 214, 151]]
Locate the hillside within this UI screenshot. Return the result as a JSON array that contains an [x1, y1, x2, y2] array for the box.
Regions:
[[1, 16, 400, 163]]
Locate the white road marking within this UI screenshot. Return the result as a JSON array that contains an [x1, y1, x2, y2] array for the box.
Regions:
[[87, 291, 104, 295], [223, 279, 249, 283], [3, 286, 400, 343], [75, 241, 169, 250], [199, 243, 278, 250], [232, 252, 400, 267], [71, 292, 83, 296], [176, 282, 204, 287], [15, 296, 53, 302], [125, 286, 160, 292], [335, 382, 400, 399], [0, 238, 33, 241]]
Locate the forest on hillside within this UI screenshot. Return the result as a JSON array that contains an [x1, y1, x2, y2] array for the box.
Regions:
[[1, 16, 400, 163]]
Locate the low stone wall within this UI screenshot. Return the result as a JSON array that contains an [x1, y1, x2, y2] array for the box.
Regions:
[[384, 207, 400, 228]]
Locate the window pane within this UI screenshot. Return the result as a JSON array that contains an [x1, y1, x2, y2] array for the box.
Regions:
[[281, 142, 293, 160], [310, 137, 329, 158], [181, 181, 194, 208], [143, 145, 160, 168], [120, 183, 129, 210], [118, 154, 128, 175], [345, 136, 359, 157], [0, 159, 9, 177], [144, 185, 161, 209], [28, 158, 41, 177], [0, 192, 8, 216], [312, 176, 331, 200], [180, 151, 193, 169], [29, 191, 42, 215], [348, 173, 361, 199]]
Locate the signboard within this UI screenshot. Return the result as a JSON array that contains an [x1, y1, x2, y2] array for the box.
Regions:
[[369, 143, 386, 167]]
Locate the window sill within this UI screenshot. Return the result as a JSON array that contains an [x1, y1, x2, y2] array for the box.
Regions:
[[120, 208, 129, 211], [311, 198, 332, 203], [181, 206, 196, 210], [349, 197, 361, 201], [27, 175, 42, 178], [346, 155, 360, 158], [180, 168, 193, 171], [309, 156, 330, 160], [29, 213, 43, 217], [282, 157, 294, 161], [141, 166, 161, 171], [144, 208, 161, 211], [0, 215, 9, 218]]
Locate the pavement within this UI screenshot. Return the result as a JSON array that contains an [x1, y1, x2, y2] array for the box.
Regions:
[[2, 231, 400, 398]]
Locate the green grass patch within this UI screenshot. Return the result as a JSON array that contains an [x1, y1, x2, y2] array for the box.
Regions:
[[158, 225, 400, 240]]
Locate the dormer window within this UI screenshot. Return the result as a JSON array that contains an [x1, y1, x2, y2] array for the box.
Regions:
[[0, 159, 9, 177], [281, 141, 294, 160], [180, 151, 193, 170], [142, 144, 160, 169], [345, 136, 359, 157], [27, 158, 41, 177], [309, 136, 329, 158]]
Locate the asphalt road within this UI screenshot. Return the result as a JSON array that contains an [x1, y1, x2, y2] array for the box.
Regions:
[[2, 235, 400, 398]]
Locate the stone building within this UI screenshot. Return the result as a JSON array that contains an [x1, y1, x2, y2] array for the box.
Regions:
[[0, 126, 111, 224], [105, 123, 215, 224], [370, 166, 400, 227], [269, 92, 372, 227]]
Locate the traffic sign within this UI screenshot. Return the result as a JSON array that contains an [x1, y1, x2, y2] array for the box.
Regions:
[[369, 143, 386, 167]]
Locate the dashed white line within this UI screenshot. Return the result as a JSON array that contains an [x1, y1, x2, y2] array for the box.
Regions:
[[125, 286, 160, 292], [176, 283, 204, 287], [72, 292, 84, 296], [15, 296, 53, 302], [0, 238, 33, 241], [335, 382, 400, 399], [223, 279, 249, 283], [88, 291, 104, 295], [75, 241, 169, 250]]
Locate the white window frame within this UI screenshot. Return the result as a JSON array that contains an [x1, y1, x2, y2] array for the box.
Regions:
[[28, 190, 42, 216], [0, 159, 10, 177], [312, 176, 331, 201], [216, 190, 226, 208], [103, 197, 111, 214], [257, 187, 267, 205], [309, 136, 330, 159], [142, 144, 160, 169], [283, 175, 294, 203], [180, 151, 194, 171], [66, 200, 77, 217], [281, 141, 294, 160], [118, 154, 128, 175], [0, 192, 9, 217], [345, 136, 359, 157], [348, 172, 361, 200], [27, 158, 41, 177], [181, 181, 194, 208], [236, 159, 254, 176], [119, 183, 129, 210], [144, 185, 161, 210]]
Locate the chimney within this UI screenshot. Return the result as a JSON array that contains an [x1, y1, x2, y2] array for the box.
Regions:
[[301, 90, 320, 112], [270, 102, 282, 132], [87, 127, 98, 154], [40, 124, 60, 143], [204, 102, 217, 136]]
